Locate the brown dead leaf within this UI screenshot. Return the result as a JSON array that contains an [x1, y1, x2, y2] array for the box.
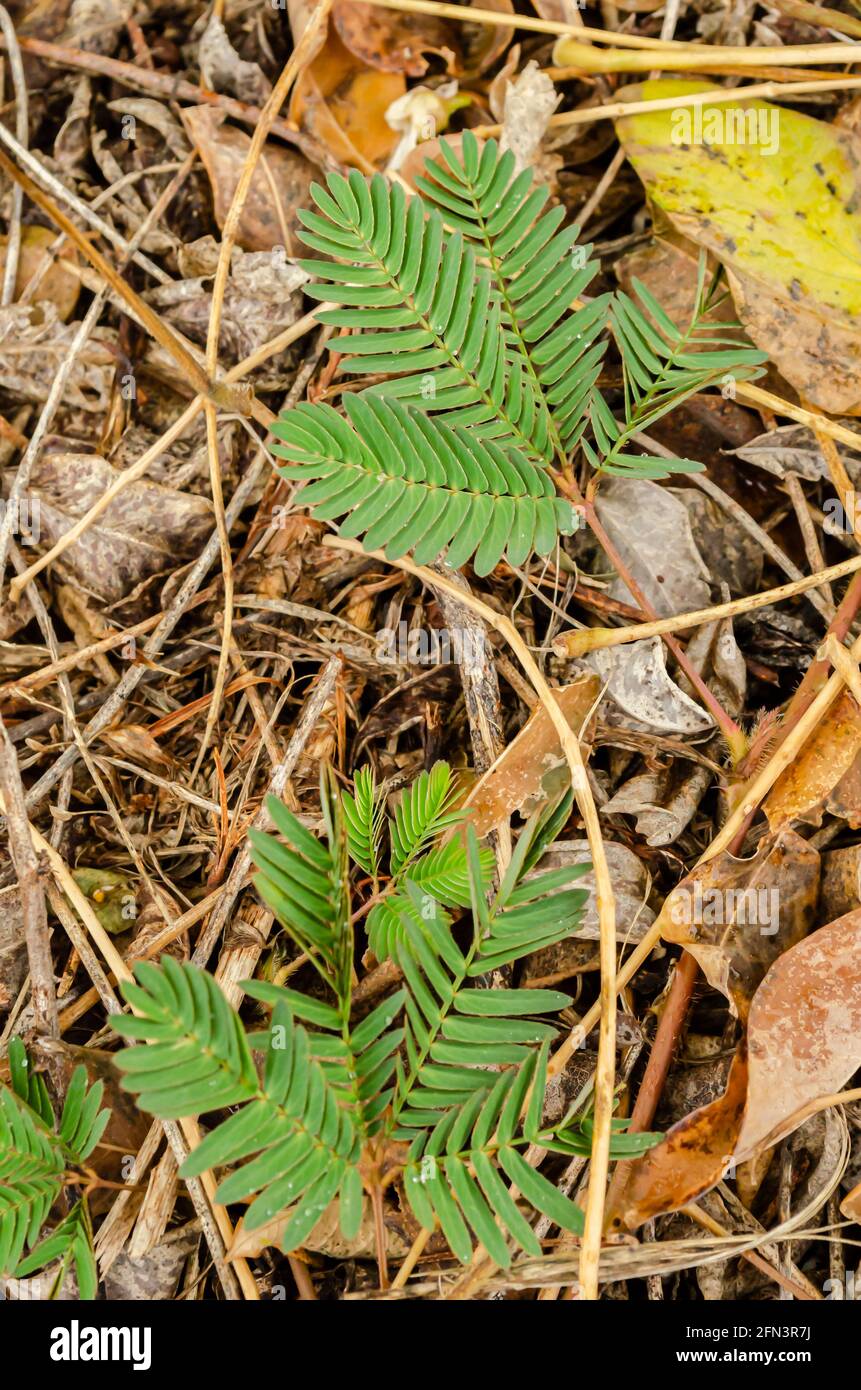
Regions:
[[765, 690, 861, 829], [735, 906, 861, 1161], [461, 672, 600, 836], [180, 106, 315, 255], [840, 1177, 861, 1222], [290, 31, 406, 170], [615, 1045, 749, 1230], [0, 226, 80, 321], [820, 842, 861, 921], [661, 827, 820, 1022], [99, 724, 174, 771], [460, 0, 515, 75], [333, 0, 456, 75]]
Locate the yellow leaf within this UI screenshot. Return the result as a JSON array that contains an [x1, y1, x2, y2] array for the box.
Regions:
[[614, 80, 861, 413]]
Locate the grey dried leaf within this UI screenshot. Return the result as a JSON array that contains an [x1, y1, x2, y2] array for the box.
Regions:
[[499, 60, 558, 174], [602, 761, 712, 847], [144, 250, 309, 362], [672, 488, 763, 597], [104, 1232, 199, 1301], [198, 14, 272, 107], [54, 75, 93, 171], [61, 0, 136, 54], [731, 423, 861, 482], [593, 476, 712, 618], [105, 98, 191, 159], [0, 306, 114, 412], [589, 636, 715, 735]]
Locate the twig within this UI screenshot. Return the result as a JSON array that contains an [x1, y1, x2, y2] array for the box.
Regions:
[[553, 552, 861, 657], [0, 720, 58, 1037], [0, 152, 197, 599], [0, 119, 169, 285], [1, 33, 317, 158], [0, 5, 26, 306], [472, 75, 861, 137], [191, 656, 342, 969]]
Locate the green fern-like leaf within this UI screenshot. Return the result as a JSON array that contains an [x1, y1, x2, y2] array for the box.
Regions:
[[389, 762, 462, 873], [1, 1045, 108, 1289], [596, 261, 767, 477], [249, 769, 352, 1002], [297, 169, 544, 459], [16, 1199, 97, 1300], [0, 1087, 65, 1276], [402, 1045, 583, 1266], [392, 805, 588, 1130], [416, 130, 612, 460], [342, 766, 385, 882], [270, 394, 577, 576], [115, 960, 362, 1245]]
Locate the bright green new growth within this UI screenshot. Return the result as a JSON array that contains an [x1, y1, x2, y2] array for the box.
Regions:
[[269, 130, 765, 574], [115, 766, 661, 1268], [0, 1037, 107, 1297]]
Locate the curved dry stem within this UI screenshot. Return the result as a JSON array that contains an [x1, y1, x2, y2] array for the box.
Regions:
[[554, 553, 861, 657]]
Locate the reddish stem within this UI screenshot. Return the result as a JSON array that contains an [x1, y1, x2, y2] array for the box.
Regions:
[[578, 494, 745, 756]]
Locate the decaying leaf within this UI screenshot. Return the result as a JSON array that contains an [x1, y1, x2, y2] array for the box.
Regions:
[[0, 226, 80, 321], [498, 60, 558, 174], [461, 673, 600, 835], [765, 690, 861, 829], [290, 32, 406, 170], [198, 14, 272, 107], [144, 249, 309, 363], [589, 636, 715, 736], [333, 0, 456, 75], [615, 1045, 749, 1230], [0, 305, 114, 411], [180, 106, 315, 254], [732, 422, 861, 483], [593, 476, 712, 618], [8, 450, 214, 604], [615, 79, 861, 413], [821, 842, 861, 922], [602, 760, 713, 848], [660, 827, 820, 1021], [104, 1231, 198, 1301], [69, 868, 138, 936], [735, 907, 861, 1161]]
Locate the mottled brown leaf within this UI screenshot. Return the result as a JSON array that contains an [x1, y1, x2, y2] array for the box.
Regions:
[[735, 907, 861, 1160], [765, 691, 861, 829], [616, 1046, 749, 1230], [661, 827, 820, 1021], [461, 673, 600, 836]]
